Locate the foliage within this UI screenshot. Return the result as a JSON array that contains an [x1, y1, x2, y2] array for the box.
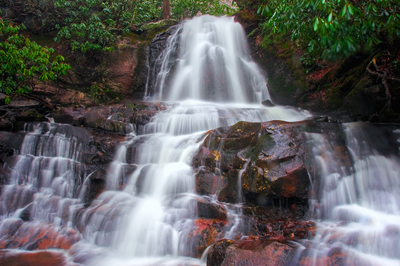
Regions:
[[86, 82, 124, 103], [171, 0, 237, 19], [53, 0, 163, 55], [0, 19, 71, 104], [300, 53, 325, 73], [257, 0, 400, 60]]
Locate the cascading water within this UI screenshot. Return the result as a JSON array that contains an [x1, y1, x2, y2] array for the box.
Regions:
[[298, 123, 400, 265], [0, 123, 85, 224], [3, 14, 399, 266], [81, 15, 310, 265]]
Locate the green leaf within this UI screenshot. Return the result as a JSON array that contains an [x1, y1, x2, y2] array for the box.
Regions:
[[328, 12, 333, 22], [314, 18, 319, 31], [341, 5, 347, 16], [348, 5, 353, 15]]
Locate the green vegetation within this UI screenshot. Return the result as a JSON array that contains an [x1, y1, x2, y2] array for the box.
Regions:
[[53, 0, 236, 56], [86, 82, 124, 103], [171, 0, 237, 19], [53, 0, 163, 55], [0, 0, 236, 105], [0, 19, 70, 104], [257, 0, 400, 60]]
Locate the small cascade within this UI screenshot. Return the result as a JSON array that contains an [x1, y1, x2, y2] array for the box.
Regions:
[[299, 123, 400, 265], [0, 123, 86, 225]]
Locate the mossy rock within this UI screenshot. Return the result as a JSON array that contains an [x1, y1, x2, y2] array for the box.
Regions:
[[246, 134, 276, 161]]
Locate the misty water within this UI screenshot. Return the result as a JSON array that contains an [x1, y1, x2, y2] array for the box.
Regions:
[[0, 16, 399, 266]]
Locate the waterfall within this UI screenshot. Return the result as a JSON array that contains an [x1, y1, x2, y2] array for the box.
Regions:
[[300, 123, 400, 266], [1, 14, 399, 266], [82, 15, 309, 266], [0, 123, 85, 225]]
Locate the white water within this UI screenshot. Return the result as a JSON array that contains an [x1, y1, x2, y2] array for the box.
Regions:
[[84, 16, 310, 265], [0, 123, 85, 224], [302, 123, 400, 265], [1, 15, 399, 266]]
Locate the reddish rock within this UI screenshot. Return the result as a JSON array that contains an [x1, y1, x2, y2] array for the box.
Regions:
[[207, 239, 294, 266], [298, 247, 352, 266], [195, 169, 225, 195], [186, 218, 226, 258], [0, 220, 81, 250], [0, 250, 71, 266]]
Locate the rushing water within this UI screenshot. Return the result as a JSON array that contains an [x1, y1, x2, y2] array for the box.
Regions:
[[1, 15, 399, 266], [300, 123, 400, 265]]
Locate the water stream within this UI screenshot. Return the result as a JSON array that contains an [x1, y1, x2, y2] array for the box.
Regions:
[[0, 15, 399, 266]]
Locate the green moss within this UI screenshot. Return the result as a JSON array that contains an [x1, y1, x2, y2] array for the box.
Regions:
[[246, 134, 275, 161], [326, 86, 342, 109], [268, 74, 297, 104], [135, 104, 147, 110]]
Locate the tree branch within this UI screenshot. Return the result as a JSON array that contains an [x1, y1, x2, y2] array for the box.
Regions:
[[20, 93, 53, 109], [366, 59, 392, 110]]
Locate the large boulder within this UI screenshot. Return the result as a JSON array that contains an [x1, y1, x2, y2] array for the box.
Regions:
[[192, 120, 314, 208]]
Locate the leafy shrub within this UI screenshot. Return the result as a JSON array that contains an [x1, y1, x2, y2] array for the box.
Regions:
[[0, 19, 71, 104], [258, 0, 400, 60], [171, 0, 237, 19], [53, 0, 163, 55]]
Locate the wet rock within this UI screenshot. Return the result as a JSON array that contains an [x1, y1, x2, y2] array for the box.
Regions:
[[0, 220, 81, 250], [0, 250, 70, 266], [186, 218, 226, 258], [218, 169, 241, 203], [261, 99, 275, 107], [85, 131, 125, 171], [0, 185, 36, 215], [197, 198, 227, 220], [54, 102, 165, 135], [206, 239, 235, 266], [207, 239, 294, 266], [85, 169, 107, 204], [297, 246, 355, 266], [193, 120, 314, 207], [125, 136, 150, 164], [0, 131, 25, 164], [195, 169, 225, 195], [145, 25, 181, 97]]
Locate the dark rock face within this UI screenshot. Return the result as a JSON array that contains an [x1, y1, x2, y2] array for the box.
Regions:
[[145, 25, 181, 98], [54, 102, 166, 135], [197, 198, 227, 220]]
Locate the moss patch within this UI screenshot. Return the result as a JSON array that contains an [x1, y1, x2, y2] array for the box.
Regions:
[[246, 134, 275, 161]]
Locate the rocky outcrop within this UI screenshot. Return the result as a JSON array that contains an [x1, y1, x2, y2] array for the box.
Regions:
[[192, 120, 315, 211], [54, 102, 166, 135]]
